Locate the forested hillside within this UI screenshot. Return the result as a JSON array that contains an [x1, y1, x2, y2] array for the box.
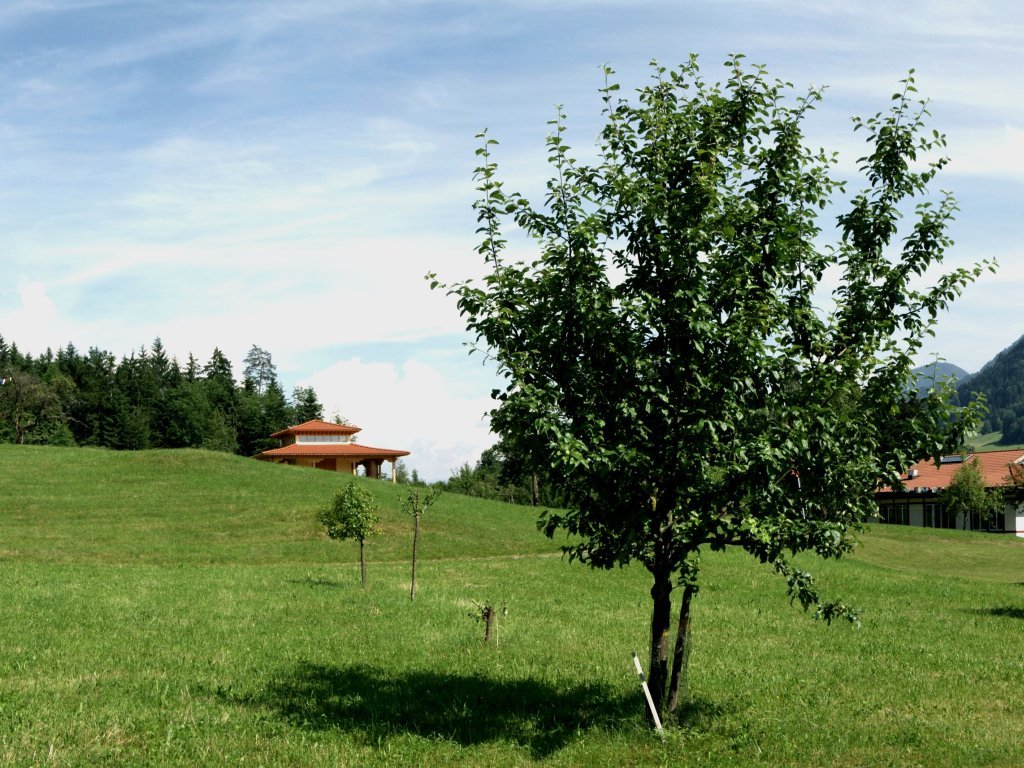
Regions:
[[0, 335, 325, 456], [957, 333, 1024, 442]]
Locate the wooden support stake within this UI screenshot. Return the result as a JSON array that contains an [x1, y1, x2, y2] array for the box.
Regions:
[[632, 651, 665, 737]]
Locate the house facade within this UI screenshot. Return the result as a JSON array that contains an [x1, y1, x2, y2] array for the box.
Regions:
[[253, 419, 410, 482], [875, 449, 1024, 537]]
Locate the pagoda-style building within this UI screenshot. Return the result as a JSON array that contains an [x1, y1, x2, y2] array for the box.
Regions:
[[254, 419, 410, 482]]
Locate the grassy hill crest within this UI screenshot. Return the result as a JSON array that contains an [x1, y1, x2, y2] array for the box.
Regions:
[[0, 444, 555, 566]]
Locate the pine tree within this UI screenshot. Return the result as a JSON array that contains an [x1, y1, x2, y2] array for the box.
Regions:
[[292, 386, 323, 423], [242, 345, 276, 396]]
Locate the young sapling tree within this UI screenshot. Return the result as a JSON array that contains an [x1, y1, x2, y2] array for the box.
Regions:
[[319, 481, 381, 587], [401, 487, 441, 601], [470, 600, 508, 644]]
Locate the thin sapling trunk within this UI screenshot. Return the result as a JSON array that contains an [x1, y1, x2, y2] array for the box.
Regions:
[[401, 488, 439, 602], [410, 513, 420, 601], [359, 538, 367, 587]]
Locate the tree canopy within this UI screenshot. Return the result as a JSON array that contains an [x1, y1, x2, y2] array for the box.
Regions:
[[941, 458, 1004, 530], [439, 57, 990, 721]]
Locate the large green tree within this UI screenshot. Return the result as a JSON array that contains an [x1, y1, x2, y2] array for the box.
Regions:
[[243, 345, 277, 397], [237, 348, 292, 455], [440, 58, 989, 721], [942, 458, 1004, 531], [292, 386, 324, 423], [0, 369, 68, 444]]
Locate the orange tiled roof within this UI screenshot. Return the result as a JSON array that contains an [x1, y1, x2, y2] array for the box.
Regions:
[[257, 442, 410, 459], [881, 449, 1024, 492], [270, 419, 361, 438]]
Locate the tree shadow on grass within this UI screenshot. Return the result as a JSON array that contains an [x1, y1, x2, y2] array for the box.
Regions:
[[224, 661, 636, 758], [975, 606, 1024, 620]]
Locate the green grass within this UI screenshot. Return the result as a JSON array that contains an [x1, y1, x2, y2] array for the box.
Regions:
[[850, 522, 1024, 582], [2, 444, 1024, 766], [970, 431, 1024, 451]]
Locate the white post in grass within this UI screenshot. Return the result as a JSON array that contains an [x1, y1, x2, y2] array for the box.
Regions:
[[632, 651, 665, 737]]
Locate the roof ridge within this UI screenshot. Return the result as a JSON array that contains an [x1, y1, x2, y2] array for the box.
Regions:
[[270, 418, 362, 438]]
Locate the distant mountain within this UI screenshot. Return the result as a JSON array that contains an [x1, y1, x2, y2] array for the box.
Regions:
[[910, 361, 972, 398], [956, 333, 1024, 442]]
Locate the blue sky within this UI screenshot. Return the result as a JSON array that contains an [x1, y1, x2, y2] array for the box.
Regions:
[[1, 1, 1022, 478]]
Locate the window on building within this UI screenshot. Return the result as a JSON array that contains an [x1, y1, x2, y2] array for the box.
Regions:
[[879, 502, 909, 525], [970, 509, 1005, 533], [924, 502, 955, 529], [296, 435, 351, 444]]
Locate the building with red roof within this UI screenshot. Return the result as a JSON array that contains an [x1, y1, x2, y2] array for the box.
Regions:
[[254, 419, 410, 482], [876, 449, 1024, 536]]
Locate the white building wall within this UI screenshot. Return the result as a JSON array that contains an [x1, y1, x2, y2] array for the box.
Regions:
[[1012, 502, 1024, 538], [879, 496, 1024, 536]]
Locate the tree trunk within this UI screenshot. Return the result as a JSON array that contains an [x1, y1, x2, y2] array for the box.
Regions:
[[666, 581, 697, 715], [410, 514, 420, 601], [647, 567, 673, 722], [359, 538, 367, 588], [531, 474, 539, 507]]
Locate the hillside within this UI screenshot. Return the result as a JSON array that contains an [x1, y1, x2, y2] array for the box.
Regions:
[[3, 443, 1023, 576], [957, 332, 1024, 441], [0, 444, 555, 565]]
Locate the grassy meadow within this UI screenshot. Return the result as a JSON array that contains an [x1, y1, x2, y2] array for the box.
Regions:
[[1, 445, 1023, 766], [970, 431, 1024, 451]]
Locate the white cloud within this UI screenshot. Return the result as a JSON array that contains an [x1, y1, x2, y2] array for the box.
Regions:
[[300, 357, 495, 481], [946, 124, 1024, 180], [0, 278, 69, 353]]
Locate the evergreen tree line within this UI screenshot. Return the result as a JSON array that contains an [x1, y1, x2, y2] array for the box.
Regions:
[[0, 335, 326, 455]]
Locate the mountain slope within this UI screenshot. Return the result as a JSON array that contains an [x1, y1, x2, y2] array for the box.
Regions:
[[957, 332, 1024, 441], [910, 360, 972, 397]]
